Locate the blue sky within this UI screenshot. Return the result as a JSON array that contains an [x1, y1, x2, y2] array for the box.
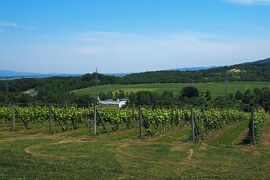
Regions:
[[1, 0, 270, 73]]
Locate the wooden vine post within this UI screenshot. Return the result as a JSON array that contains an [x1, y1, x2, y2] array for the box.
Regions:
[[48, 105, 53, 134], [10, 103, 16, 131], [251, 108, 255, 144], [139, 105, 143, 140], [170, 107, 174, 130], [133, 104, 136, 128], [93, 104, 97, 135], [202, 104, 205, 114], [190, 106, 195, 141]]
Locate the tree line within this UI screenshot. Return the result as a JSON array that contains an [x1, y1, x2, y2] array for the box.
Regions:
[[126, 87, 270, 112]]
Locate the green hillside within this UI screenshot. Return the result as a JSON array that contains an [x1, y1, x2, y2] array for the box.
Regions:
[[119, 58, 270, 84], [73, 81, 270, 98]]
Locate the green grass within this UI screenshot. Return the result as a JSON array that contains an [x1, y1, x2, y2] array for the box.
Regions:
[[209, 121, 249, 146], [1, 121, 270, 179], [73, 81, 270, 97]]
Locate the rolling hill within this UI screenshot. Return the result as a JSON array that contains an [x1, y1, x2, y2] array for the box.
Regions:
[[73, 57, 270, 97], [119, 57, 270, 84], [73, 82, 270, 98], [169, 66, 219, 71]]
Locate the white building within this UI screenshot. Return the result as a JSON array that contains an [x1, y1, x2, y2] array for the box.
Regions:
[[98, 99, 127, 108]]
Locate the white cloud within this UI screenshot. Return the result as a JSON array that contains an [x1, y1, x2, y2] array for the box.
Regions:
[[0, 22, 17, 27], [1, 31, 270, 73], [0, 22, 37, 31], [225, 0, 270, 5]]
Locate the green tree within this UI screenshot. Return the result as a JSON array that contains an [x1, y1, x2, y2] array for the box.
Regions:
[[181, 86, 199, 98], [235, 90, 243, 101], [205, 90, 211, 101]]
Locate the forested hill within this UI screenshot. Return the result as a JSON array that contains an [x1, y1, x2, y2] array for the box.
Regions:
[[0, 57, 269, 104], [0, 73, 120, 103], [119, 58, 270, 84], [1, 57, 270, 95]]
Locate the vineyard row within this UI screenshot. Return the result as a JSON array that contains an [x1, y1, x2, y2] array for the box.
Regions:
[[0, 106, 267, 142]]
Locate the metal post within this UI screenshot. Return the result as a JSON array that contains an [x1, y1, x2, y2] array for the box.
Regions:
[[139, 105, 143, 140], [93, 104, 97, 135]]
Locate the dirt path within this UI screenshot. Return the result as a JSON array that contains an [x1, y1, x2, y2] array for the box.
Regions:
[[24, 144, 67, 160], [0, 129, 87, 143], [116, 139, 192, 165], [55, 137, 94, 145], [22, 136, 95, 160], [116, 127, 196, 165], [261, 118, 270, 147], [0, 134, 56, 142], [187, 149, 194, 160], [0, 130, 96, 160]]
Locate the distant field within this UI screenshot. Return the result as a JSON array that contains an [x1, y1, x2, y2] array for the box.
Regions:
[[73, 82, 270, 97]]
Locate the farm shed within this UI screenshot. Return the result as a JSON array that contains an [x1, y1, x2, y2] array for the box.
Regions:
[[98, 99, 127, 108]]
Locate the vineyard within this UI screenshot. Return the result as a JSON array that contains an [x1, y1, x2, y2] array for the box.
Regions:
[[0, 105, 269, 179], [0, 105, 267, 142]]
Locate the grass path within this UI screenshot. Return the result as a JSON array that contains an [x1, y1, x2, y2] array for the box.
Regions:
[[206, 121, 249, 146], [261, 118, 270, 147], [1, 123, 270, 179]]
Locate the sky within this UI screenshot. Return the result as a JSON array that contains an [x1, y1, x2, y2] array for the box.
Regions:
[[1, 0, 270, 74]]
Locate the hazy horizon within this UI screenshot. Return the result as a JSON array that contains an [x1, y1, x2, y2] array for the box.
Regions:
[[1, 0, 270, 74]]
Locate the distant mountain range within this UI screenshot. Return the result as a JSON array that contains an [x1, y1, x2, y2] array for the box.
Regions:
[[1, 57, 270, 82], [0, 70, 39, 77], [0, 70, 81, 80], [0, 66, 215, 80], [169, 66, 219, 71], [107, 73, 128, 77]]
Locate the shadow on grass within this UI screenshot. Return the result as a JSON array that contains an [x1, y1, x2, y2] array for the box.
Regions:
[[237, 130, 252, 145]]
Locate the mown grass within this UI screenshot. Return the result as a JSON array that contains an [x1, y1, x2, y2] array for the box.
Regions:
[[72, 81, 270, 98], [0, 121, 270, 179], [208, 121, 249, 146]]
